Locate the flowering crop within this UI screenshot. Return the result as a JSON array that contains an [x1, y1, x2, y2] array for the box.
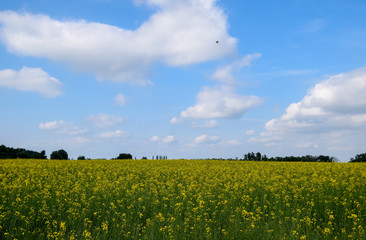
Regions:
[[0, 160, 365, 239]]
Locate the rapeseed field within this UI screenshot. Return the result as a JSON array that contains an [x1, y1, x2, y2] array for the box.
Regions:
[[0, 159, 365, 239]]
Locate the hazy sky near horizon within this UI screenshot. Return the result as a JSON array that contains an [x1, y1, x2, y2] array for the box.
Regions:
[[1, 0, 366, 161]]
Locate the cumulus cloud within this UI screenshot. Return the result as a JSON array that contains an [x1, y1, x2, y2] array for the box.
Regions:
[[0, 1, 236, 84], [192, 134, 220, 145], [172, 54, 263, 122], [114, 93, 126, 106], [87, 113, 124, 128], [177, 85, 262, 119], [39, 121, 62, 130], [39, 120, 88, 135], [162, 135, 175, 143], [0, 67, 62, 97], [170, 117, 182, 124], [98, 130, 127, 138], [254, 67, 366, 153], [150, 135, 175, 144], [150, 136, 160, 142]]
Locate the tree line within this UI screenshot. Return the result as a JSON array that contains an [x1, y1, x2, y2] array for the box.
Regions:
[[0, 145, 47, 159], [1, 144, 366, 162], [349, 153, 366, 162], [242, 152, 335, 162], [0, 145, 135, 160], [0, 145, 69, 160]]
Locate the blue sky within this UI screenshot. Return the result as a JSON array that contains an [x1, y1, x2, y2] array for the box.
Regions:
[[1, 0, 366, 161]]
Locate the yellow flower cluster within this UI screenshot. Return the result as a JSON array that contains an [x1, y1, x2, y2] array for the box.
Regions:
[[0, 159, 365, 239]]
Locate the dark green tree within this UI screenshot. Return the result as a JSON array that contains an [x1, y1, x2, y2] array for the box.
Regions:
[[40, 150, 47, 159], [116, 153, 132, 160], [350, 153, 366, 162], [317, 155, 334, 162], [244, 152, 263, 161], [0, 145, 47, 159], [77, 156, 86, 160], [50, 149, 69, 160]]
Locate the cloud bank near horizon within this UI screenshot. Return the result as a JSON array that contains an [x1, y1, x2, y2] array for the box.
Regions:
[[252, 67, 366, 156]]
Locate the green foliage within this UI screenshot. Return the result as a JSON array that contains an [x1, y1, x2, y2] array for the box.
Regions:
[[243, 152, 335, 162], [350, 153, 366, 162], [77, 156, 86, 160], [243, 152, 268, 161], [50, 149, 69, 160], [0, 145, 47, 159], [115, 153, 132, 160]]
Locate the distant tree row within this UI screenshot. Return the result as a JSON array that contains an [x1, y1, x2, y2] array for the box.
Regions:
[[2, 144, 366, 162], [0, 145, 71, 160], [0, 145, 136, 160], [0, 145, 47, 159], [243, 152, 335, 162], [349, 153, 366, 162], [152, 155, 168, 160], [244, 152, 267, 161]]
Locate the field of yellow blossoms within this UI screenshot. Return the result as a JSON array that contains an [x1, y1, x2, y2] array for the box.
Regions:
[[0, 159, 365, 239]]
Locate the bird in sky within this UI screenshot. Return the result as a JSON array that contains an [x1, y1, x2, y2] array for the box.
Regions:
[[216, 40, 219, 43]]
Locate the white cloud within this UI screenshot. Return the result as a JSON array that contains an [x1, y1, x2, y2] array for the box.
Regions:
[[114, 93, 126, 106], [192, 134, 220, 145], [254, 67, 366, 155], [39, 120, 88, 135], [0, 67, 62, 97], [211, 54, 261, 84], [39, 120, 64, 130], [162, 135, 175, 143], [0, 2, 236, 84], [170, 117, 182, 124], [150, 135, 175, 144], [98, 130, 127, 138], [173, 55, 263, 122], [134, 0, 185, 8], [87, 113, 124, 128], [150, 136, 160, 142], [177, 85, 263, 119]]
